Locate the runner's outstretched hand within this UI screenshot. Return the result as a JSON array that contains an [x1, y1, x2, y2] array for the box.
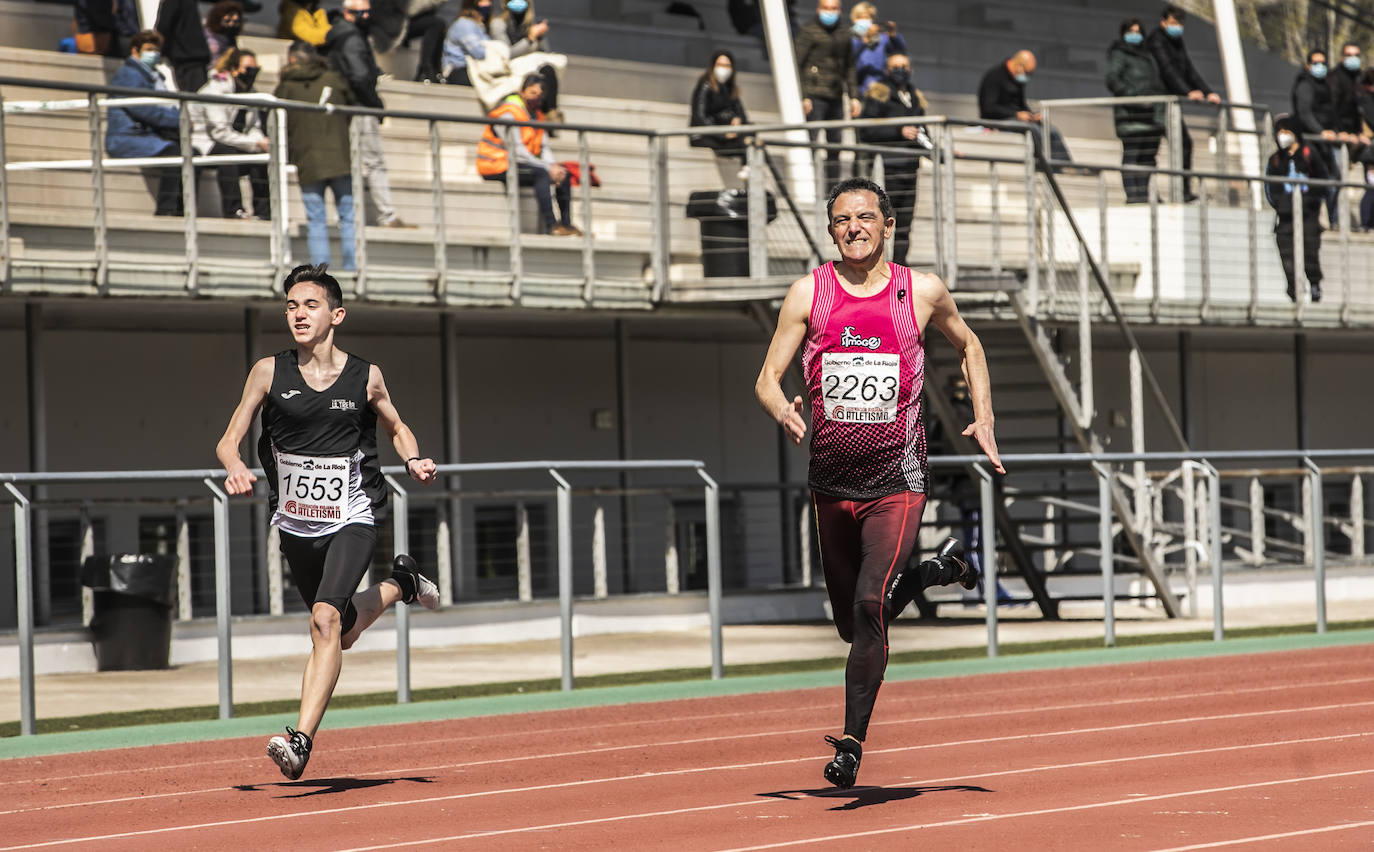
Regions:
[[962, 420, 1006, 474], [778, 395, 807, 446]]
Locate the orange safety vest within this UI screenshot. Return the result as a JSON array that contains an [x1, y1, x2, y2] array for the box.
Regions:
[[476, 95, 544, 177]]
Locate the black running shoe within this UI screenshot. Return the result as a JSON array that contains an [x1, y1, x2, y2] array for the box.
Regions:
[[267, 726, 312, 780], [392, 554, 440, 610], [923, 536, 979, 591], [822, 735, 862, 788]]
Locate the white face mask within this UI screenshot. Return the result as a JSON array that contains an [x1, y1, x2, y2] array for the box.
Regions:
[[1277, 132, 1296, 149], [713, 66, 732, 85]]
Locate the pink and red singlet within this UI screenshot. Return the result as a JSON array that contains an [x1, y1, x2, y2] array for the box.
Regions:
[[802, 261, 928, 500]]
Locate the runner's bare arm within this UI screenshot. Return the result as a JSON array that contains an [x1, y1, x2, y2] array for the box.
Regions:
[[918, 272, 1006, 474], [368, 365, 437, 484], [216, 357, 274, 495], [755, 275, 815, 446]]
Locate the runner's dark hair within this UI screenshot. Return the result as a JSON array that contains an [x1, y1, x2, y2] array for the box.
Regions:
[[282, 263, 344, 310], [826, 177, 894, 222]]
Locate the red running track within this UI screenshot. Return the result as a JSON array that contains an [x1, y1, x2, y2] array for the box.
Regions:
[[2, 644, 1373, 850]]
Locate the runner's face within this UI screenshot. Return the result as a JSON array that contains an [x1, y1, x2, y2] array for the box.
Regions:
[[828, 191, 893, 264], [284, 282, 344, 345]]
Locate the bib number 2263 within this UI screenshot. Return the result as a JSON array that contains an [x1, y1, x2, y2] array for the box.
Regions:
[[821, 352, 900, 423], [276, 451, 349, 523]]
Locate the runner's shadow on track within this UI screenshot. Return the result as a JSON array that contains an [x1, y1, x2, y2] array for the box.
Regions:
[[759, 784, 991, 811], [235, 776, 435, 799]]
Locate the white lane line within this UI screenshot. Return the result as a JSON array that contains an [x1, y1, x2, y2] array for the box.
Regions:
[[334, 799, 777, 851], [7, 667, 1370, 792], [713, 769, 1374, 852], [1149, 819, 1374, 850], [1, 725, 1369, 847], [4, 689, 1372, 820]]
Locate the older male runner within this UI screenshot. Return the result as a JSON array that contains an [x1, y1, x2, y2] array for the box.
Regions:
[[755, 177, 1004, 788], [216, 263, 440, 780]]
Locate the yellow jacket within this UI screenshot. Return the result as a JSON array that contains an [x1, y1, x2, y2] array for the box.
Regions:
[[278, 0, 331, 46]]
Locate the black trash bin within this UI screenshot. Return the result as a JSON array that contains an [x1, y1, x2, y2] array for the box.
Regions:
[[685, 188, 778, 277], [81, 554, 177, 671]]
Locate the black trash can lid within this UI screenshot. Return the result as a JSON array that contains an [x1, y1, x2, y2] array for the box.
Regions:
[[81, 554, 178, 607]]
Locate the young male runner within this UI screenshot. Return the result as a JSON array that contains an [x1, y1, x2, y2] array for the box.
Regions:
[[216, 263, 440, 780], [754, 177, 1005, 788]]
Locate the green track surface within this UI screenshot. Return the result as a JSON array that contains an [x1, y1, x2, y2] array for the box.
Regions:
[[3, 624, 1371, 760]]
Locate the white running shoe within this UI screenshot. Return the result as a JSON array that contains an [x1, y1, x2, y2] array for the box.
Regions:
[[267, 726, 312, 780], [392, 554, 440, 610]]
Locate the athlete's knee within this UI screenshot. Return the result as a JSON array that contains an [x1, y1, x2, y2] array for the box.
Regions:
[[309, 602, 344, 643], [851, 599, 887, 641]]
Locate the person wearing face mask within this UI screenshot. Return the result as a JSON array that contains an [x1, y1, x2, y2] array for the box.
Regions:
[[191, 48, 272, 220], [154, 0, 212, 92], [689, 50, 750, 188], [1146, 4, 1219, 201], [203, 1, 243, 68], [442, 0, 491, 86], [848, 2, 904, 96], [325, 0, 408, 227], [278, 0, 331, 46], [1327, 43, 1367, 144], [107, 30, 185, 217], [490, 0, 563, 122], [1265, 115, 1327, 303], [476, 74, 581, 236], [1292, 49, 1349, 223], [1106, 18, 1166, 204], [856, 53, 928, 265], [796, 0, 862, 188], [977, 50, 1075, 169]]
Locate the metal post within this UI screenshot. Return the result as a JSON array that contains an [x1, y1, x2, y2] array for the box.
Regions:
[[429, 120, 447, 299], [349, 116, 368, 297], [1249, 476, 1265, 565], [813, 146, 827, 266], [1077, 243, 1092, 429], [698, 469, 724, 680], [1204, 462, 1223, 641], [516, 500, 532, 602], [268, 108, 289, 279], [1097, 170, 1108, 279], [385, 474, 411, 703], [1182, 463, 1198, 617], [268, 525, 283, 615], [1337, 144, 1351, 323], [578, 130, 596, 302], [1305, 457, 1327, 633], [1352, 475, 1365, 560], [5, 483, 34, 736], [943, 126, 958, 289], [1129, 349, 1145, 534], [1149, 179, 1160, 319], [798, 498, 812, 587], [1167, 100, 1184, 202], [1093, 462, 1115, 647], [974, 464, 997, 657], [176, 503, 191, 621], [592, 504, 608, 598], [179, 102, 198, 293], [1247, 191, 1258, 322], [0, 89, 10, 289], [664, 497, 679, 594], [204, 478, 234, 719], [550, 469, 574, 690], [931, 126, 947, 280], [989, 161, 1002, 276], [748, 140, 767, 281], [89, 94, 108, 292], [1292, 177, 1304, 321], [1024, 130, 1038, 314], [1198, 180, 1209, 319], [648, 136, 670, 301]]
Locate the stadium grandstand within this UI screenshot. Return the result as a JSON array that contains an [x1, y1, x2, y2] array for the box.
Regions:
[[1, 0, 1374, 844]]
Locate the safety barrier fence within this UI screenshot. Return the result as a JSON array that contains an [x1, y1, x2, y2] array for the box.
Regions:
[[8, 449, 1373, 735], [7, 76, 1374, 325]]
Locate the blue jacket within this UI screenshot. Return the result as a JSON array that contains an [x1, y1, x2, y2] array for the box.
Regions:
[[443, 17, 487, 73], [105, 58, 180, 158], [852, 32, 906, 96]]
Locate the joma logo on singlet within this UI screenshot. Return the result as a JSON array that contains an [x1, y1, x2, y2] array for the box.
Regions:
[[840, 327, 882, 350], [330, 399, 357, 411]]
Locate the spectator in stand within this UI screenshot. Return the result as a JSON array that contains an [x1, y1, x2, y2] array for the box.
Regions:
[[278, 0, 330, 46], [155, 0, 212, 92], [1357, 68, 1374, 229], [1292, 49, 1358, 222], [1106, 18, 1166, 204], [191, 47, 271, 220], [848, 2, 904, 96], [857, 53, 929, 266], [689, 49, 750, 188], [1266, 114, 1326, 303], [442, 0, 491, 86], [107, 30, 184, 217], [324, 0, 407, 227], [402, 4, 450, 84], [73, 0, 141, 57], [1146, 4, 1220, 201], [203, 1, 243, 68], [476, 73, 580, 236], [490, 0, 563, 122], [796, 0, 860, 187], [1328, 43, 1365, 143], [274, 40, 356, 268], [977, 50, 1074, 168]]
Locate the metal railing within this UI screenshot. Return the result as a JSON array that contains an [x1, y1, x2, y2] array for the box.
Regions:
[[1, 459, 724, 736]]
